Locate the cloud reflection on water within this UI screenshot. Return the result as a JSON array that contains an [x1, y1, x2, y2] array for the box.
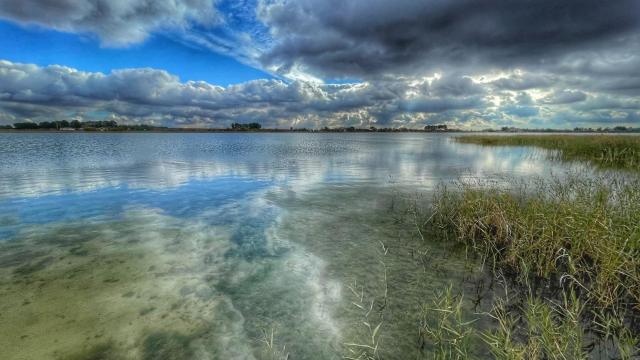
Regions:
[[0, 133, 588, 358], [0, 133, 575, 201]]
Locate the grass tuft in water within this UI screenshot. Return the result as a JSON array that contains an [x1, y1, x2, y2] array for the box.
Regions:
[[455, 135, 640, 170], [424, 173, 640, 358], [429, 174, 640, 308], [418, 285, 477, 359], [343, 279, 385, 360], [482, 290, 586, 360]]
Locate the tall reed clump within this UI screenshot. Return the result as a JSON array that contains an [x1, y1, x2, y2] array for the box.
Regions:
[[425, 174, 640, 357], [455, 135, 640, 170]]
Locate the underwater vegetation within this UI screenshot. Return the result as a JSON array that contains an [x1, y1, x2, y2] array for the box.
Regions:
[[456, 135, 640, 170]]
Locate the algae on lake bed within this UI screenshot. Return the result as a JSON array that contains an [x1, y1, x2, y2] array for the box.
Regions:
[[0, 209, 233, 359]]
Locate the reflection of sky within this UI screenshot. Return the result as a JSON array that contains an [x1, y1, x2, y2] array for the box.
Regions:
[[0, 133, 596, 358], [0, 133, 581, 238], [1, 177, 270, 224], [0, 176, 271, 239], [0, 133, 575, 197]]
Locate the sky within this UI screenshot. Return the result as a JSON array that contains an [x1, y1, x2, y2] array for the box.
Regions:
[[0, 0, 639, 129]]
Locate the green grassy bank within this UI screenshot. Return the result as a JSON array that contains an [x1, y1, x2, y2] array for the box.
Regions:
[[455, 135, 640, 170], [415, 135, 640, 358], [420, 175, 640, 358]]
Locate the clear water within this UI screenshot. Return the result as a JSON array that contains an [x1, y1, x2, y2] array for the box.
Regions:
[[0, 133, 577, 359]]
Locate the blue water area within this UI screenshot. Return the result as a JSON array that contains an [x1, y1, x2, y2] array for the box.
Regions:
[[0, 132, 590, 359], [0, 176, 272, 240], [0, 133, 574, 242]]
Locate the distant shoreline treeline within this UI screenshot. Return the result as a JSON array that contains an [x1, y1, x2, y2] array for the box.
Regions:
[[1, 120, 640, 133], [0, 121, 461, 132]]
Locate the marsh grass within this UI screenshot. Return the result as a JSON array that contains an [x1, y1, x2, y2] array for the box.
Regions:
[[418, 285, 477, 359], [455, 135, 640, 170], [422, 173, 640, 358], [478, 290, 586, 360], [429, 174, 640, 308]]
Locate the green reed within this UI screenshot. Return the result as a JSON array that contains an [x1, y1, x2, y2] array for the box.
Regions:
[[421, 173, 640, 358], [455, 135, 640, 170], [418, 285, 476, 359]]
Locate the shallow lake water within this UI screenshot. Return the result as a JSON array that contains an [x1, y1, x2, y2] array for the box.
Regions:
[[0, 133, 581, 359]]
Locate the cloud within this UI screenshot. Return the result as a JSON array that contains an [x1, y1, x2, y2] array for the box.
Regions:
[[398, 96, 484, 114], [1, 60, 638, 129], [514, 92, 534, 106], [430, 75, 486, 97], [573, 95, 640, 111], [541, 90, 587, 105], [0, 0, 220, 46], [502, 105, 539, 118], [0, 60, 487, 127], [490, 72, 555, 91], [257, 0, 640, 79]]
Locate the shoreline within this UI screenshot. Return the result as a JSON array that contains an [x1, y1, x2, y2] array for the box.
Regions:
[[0, 128, 461, 134], [2, 129, 638, 134]]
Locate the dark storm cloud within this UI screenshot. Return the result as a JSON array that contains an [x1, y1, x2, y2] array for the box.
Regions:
[[0, 0, 219, 46], [0, 1, 639, 128], [258, 0, 640, 78], [430, 75, 486, 97], [573, 96, 640, 112], [541, 90, 587, 105], [490, 73, 555, 91], [552, 43, 640, 95], [398, 96, 484, 114]]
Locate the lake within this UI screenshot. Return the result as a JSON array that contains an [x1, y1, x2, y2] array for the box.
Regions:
[[0, 133, 580, 359]]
